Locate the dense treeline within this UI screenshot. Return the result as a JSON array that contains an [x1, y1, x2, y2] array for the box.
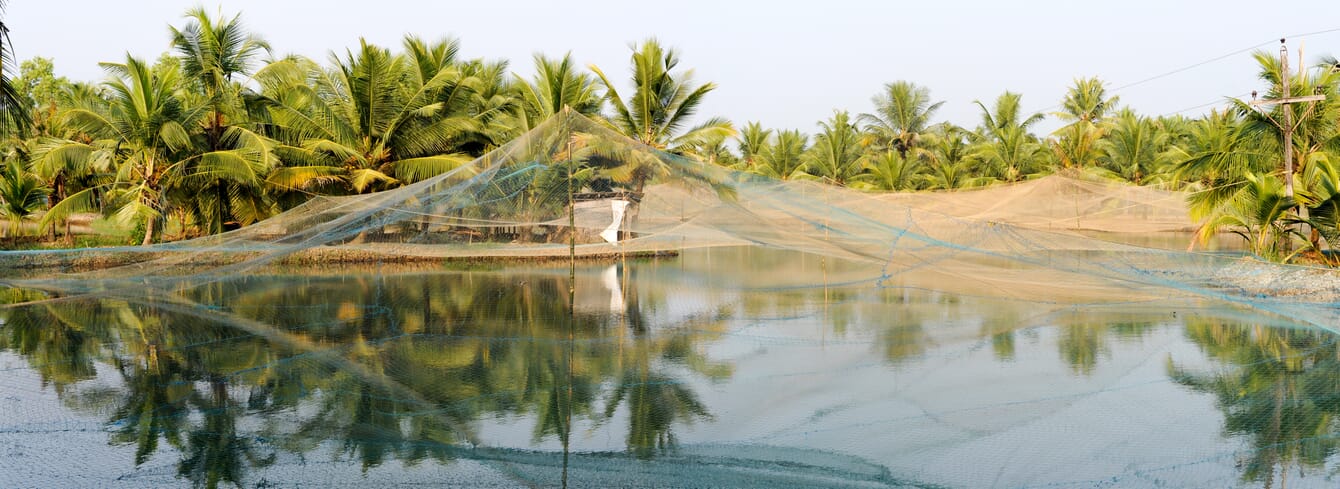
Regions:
[[1, 8, 1339, 260]]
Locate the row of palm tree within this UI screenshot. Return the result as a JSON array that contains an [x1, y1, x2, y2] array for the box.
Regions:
[[0, 8, 1338, 261], [718, 56, 1340, 261], [0, 9, 727, 244], [724, 79, 1180, 192], [1176, 53, 1340, 260]]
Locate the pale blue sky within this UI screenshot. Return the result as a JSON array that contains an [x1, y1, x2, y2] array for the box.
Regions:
[[10, 0, 1340, 134]]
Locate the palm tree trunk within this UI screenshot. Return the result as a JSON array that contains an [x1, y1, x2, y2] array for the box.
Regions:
[[215, 182, 228, 235], [141, 156, 159, 246], [141, 216, 156, 246], [50, 174, 66, 241]]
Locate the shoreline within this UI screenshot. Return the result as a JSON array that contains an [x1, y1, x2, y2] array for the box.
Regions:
[[0, 244, 680, 274]]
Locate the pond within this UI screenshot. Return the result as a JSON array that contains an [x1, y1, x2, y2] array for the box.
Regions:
[[2, 246, 1338, 488]]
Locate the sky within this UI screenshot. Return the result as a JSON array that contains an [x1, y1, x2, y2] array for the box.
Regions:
[[9, 0, 1340, 135]]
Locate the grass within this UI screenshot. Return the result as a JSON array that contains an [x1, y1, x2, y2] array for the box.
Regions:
[[0, 234, 132, 251]]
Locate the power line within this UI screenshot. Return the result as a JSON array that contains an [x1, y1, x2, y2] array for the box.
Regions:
[[1161, 92, 1251, 117], [1113, 27, 1340, 94], [1027, 26, 1340, 116], [1109, 45, 1270, 93]]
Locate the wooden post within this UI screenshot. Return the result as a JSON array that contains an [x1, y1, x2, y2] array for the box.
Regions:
[[1281, 40, 1294, 204], [1248, 39, 1325, 250], [561, 105, 575, 489], [566, 107, 577, 300]]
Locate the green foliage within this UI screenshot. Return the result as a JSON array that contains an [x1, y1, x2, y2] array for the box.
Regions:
[[1048, 78, 1119, 172], [1170, 321, 1340, 484], [1, 6, 1337, 265], [1051, 120, 1105, 169], [255, 36, 510, 197], [0, 1, 29, 136], [923, 125, 987, 190], [13, 57, 72, 136], [1170, 50, 1340, 259], [0, 158, 48, 236], [1057, 77, 1119, 124], [1097, 109, 1176, 185], [513, 52, 602, 130], [590, 38, 735, 152], [971, 92, 1048, 182], [735, 121, 771, 169], [853, 150, 922, 191], [800, 111, 865, 185], [752, 129, 808, 180], [859, 81, 943, 158]]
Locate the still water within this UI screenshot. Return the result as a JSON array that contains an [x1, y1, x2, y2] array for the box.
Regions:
[[1, 247, 1338, 488]]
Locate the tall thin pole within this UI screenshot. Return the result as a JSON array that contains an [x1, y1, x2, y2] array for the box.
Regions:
[[567, 109, 577, 295], [1281, 40, 1295, 206], [562, 106, 575, 489], [1250, 39, 1326, 251]]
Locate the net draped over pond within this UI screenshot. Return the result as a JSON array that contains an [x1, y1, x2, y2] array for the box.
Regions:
[[3, 112, 1340, 487]]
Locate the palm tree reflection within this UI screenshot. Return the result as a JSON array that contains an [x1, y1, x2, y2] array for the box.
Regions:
[[1170, 319, 1340, 488], [0, 263, 731, 485]]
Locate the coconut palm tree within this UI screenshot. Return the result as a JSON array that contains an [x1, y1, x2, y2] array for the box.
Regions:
[[974, 91, 1045, 140], [970, 92, 1048, 182], [513, 52, 602, 130], [169, 7, 276, 234], [40, 55, 201, 244], [453, 57, 522, 152], [1097, 108, 1175, 184], [1194, 172, 1299, 257], [1056, 77, 1118, 124], [1049, 78, 1118, 171], [801, 111, 865, 185], [582, 38, 736, 213], [1229, 51, 1339, 223], [1302, 160, 1340, 263], [735, 121, 772, 169], [0, 0, 30, 136], [0, 157, 47, 236], [27, 81, 116, 238], [854, 150, 923, 191], [589, 38, 735, 152], [40, 55, 272, 244], [1175, 111, 1272, 205], [973, 124, 1046, 182], [256, 37, 496, 195], [859, 81, 943, 159], [923, 124, 984, 190], [679, 130, 737, 167], [752, 129, 807, 180], [1169, 52, 1338, 256], [170, 7, 269, 150], [1051, 121, 1105, 169]]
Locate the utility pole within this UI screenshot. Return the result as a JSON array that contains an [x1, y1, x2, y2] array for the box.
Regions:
[[1249, 39, 1325, 244]]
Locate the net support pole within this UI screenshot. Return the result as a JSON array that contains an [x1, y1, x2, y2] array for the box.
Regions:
[[566, 107, 577, 300], [1282, 41, 1296, 253], [561, 105, 574, 489], [1249, 39, 1326, 253]]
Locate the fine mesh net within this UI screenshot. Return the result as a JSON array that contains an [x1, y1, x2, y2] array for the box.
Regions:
[[877, 175, 1195, 234], [3, 111, 1340, 487], [1, 111, 1334, 319]]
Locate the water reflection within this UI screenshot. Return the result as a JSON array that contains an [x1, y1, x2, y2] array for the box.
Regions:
[[1170, 319, 1340, 488], [3, 248, 1340, 487], [1054, 311, 1156, 375], [0, 261, 730, 487]]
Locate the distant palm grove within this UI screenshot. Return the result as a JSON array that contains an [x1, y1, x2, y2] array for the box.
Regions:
[[1, 8, 1339, 261]]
